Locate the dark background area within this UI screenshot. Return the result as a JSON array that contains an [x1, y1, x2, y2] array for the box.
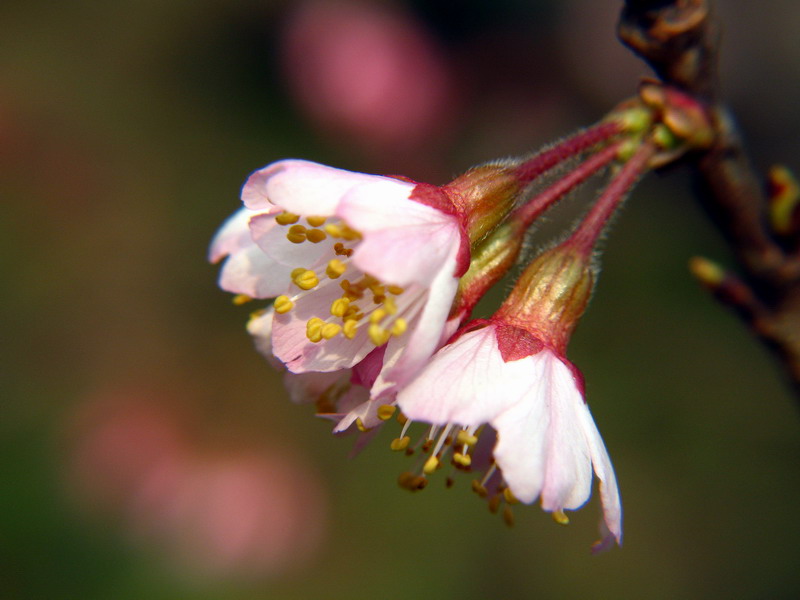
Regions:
[[2, 1, 799, 598]]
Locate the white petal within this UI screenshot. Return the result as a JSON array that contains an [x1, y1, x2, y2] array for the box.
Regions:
[[337, 180, 461, 287], [249, 213, 337, 271], [243, 160, 399, 216], [208, 207, 254, 263], [576, 399, 623, 546], [218, 243, 290, 297], [397, 325, 532, 427], [538, 352, 593, 511]]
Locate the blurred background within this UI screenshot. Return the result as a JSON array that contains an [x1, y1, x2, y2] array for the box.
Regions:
[[2, 0, 799, 598]]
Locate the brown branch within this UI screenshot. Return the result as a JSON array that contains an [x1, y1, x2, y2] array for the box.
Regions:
[[618, 0, 800, 397]]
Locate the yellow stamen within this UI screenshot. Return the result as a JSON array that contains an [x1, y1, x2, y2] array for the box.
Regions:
[[503, 488, 519, 505], [368, 324, 390, 346], [387, 285, 404, 295], [503, 507, 515, 527], [330, 297, 350, 317], [343, 319, 358, 339], [306, 215, 326, 227], [286, 224, 307, 244], [293, 269, 319, 290], [325, 224, 343, 238], [390, 318, 407, 337], [453, 452, 472, 467], [552, 510, 570, 526], [396, 412, 408, 425], [326, 259, 346, 279], [306, 229, 327, 244], [232, 294, 252, 306], [306, 317, 324, 343], [383, 296, 398, 314], [291, 267, 306, 279], [471, 480, 488, 498], [369, 309, 387, 325], [423, 456, 439, 475], [456, 431, 478, 446], [377, 404, 396, 420], [390, 436, 411, 451], [488, 495, 501, 514], [334, 242, 353, 257], [356, 418, 368, 433], [321, 323, 342, 339], [274, 295, 294, 314], [275, 212, 300, 225]]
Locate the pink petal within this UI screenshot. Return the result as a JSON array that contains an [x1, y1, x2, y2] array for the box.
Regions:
[[208, 208, 254, 263], [537, 352, 593, 511], [380, 260, 459, 388], [243, 160, 397, 215], [337, 180, 460, 286], [397, 325, 527, 426], [576, 399, 623, 547], [246, 308, 280, 368], [271, 280, 376, 373], [283, 370, 349, 406], [217, 244, 296, 299], [249, 213, 336, 271]]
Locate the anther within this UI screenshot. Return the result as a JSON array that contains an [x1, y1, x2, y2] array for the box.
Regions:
[[306, 318, 324, 343], [471, 480, 488, 498], [275, 212, 300, 225], [274, 295, 294, 314], [383, 296, 398, 314], [232, 294, 253, 306], [377, 404, 396, 420], [343, 319, 358, 339], [306, 216, 326, 227], [355, 418, 368, 433], [502, 488, 519, 505], [291, 267, 306, 279], [321, 323, 342, 339], [390, 436, 411, 451], [456, 431, 478, 446], [488, 495, 501, 514], [390, 318, 407, 336], [330, 297, 350, 317], [369, 309, 387, 325], [552, 510, 570, 526], [333, 242, 353, 257], [453, 452, 472, 468], [286, 224, 307, 244], [503, 507, 515, 528], [368, 323, 390, 346], [423, 456, 440, 475], [306, 229, 327, 243], [324, 224, 343, 238], [396, 412, 408, 425], [387, 285, 404, 295], [326, 259, 346, 279], [293, 269, 319, 290]]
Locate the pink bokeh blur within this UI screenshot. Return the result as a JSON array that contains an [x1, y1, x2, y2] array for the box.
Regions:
[[64, 389, 327, 581]]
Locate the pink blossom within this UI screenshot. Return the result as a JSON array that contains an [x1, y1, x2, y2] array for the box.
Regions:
[[211, 158, 469, 400], [396, 320, 622, 551]]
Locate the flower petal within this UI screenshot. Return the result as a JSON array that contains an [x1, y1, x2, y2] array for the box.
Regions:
[[397, 325, 527, 426], [243, 160, 398, 215], [576, 399, 623, 547], [208, 207, 253, 263], [337, 180, 461, 287], [537, 352, 593, 511], [218, 244, 296, 298], [249, 213, 337, 271]]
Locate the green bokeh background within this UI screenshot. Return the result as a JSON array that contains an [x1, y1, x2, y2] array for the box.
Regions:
[[2, 1, 799, 598]]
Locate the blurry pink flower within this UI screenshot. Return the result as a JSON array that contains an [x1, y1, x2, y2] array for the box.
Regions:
[[130, 451, 327, 579], [65, 390, 328, 579], [210, 159, 469, 393], [282, 0, 457, 152]]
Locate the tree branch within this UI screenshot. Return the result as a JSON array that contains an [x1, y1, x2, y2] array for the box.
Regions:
[[618, 0, 800, 397]]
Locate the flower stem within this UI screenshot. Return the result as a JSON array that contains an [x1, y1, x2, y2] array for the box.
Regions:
[[514, 121, 622, 185], [570, 140, 657, 256], [512, 142, 623, 234]]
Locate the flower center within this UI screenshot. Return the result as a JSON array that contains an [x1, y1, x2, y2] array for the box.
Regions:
[[369, 409, 527, 527], [271, 211, 413, 347]]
